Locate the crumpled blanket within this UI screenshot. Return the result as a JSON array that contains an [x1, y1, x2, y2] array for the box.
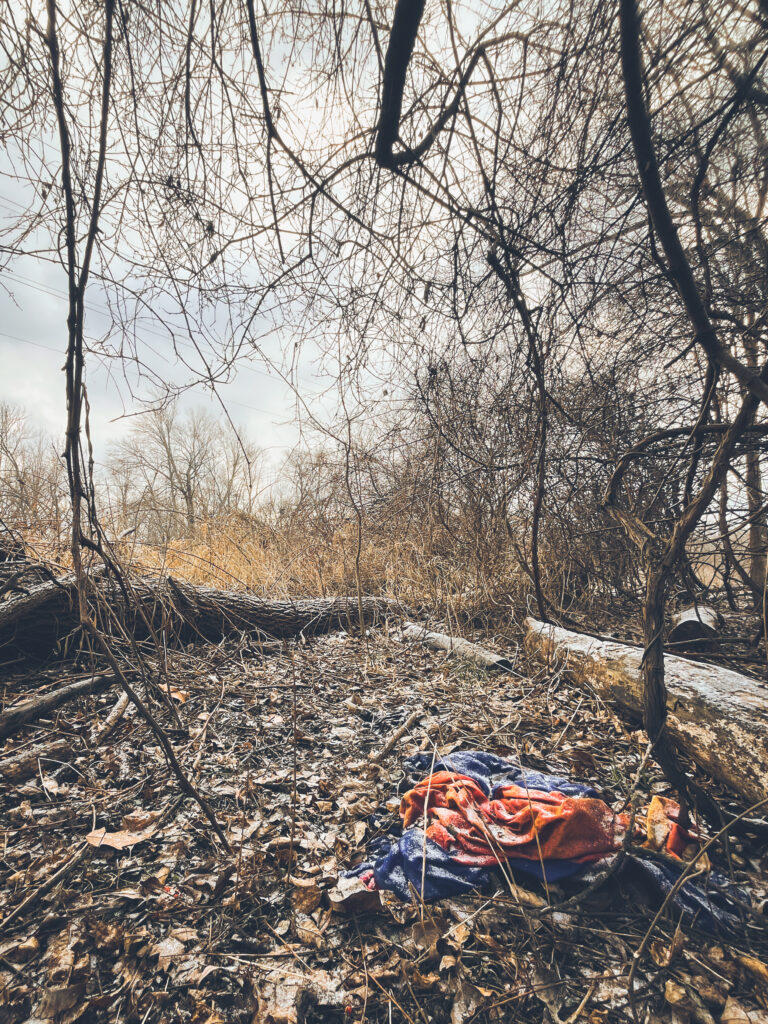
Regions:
[[349, 750, 749, 934]]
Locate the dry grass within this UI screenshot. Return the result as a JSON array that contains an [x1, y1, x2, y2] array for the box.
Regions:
[[97, 515, 530, 629], [9, 506, 636, 631]]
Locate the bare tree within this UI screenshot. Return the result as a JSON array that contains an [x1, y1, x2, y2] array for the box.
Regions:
[[3, 0, 768, 819], [0, 403, 66, 547], [107, 403, 261, 544]]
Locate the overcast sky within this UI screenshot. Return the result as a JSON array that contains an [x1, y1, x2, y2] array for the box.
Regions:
[[0, 9, 390, 492], [0, 210, 323, 491]]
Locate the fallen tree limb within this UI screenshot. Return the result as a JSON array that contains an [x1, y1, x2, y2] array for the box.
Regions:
[[401, 622, 516, 673], [369, 708, 423, 763], [0, 739, 75, 781], [0, 674, 115, 740], [525, 617, 768, 805], [0, 571, 404, 661], [89, 691, 130, 746]]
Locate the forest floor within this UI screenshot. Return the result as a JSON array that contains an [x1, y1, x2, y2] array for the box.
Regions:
[[2, 625, 768, 1024]]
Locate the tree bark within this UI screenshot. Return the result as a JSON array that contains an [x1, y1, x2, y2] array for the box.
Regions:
[[402, 622, 516, 672], [0, 674, 115, 740], [0, 572, 404, 662], [525, 617, 768, 805]]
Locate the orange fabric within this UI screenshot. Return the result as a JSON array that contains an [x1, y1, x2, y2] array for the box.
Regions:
[[400, 770, 688, 869]]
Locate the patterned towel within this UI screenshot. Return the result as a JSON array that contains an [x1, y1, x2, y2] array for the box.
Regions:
[[348, 750, 749, 934]]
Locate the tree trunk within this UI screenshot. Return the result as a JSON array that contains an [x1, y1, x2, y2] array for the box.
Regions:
[[525, 616, 768, 805], [0, 572, 405, 663], [745, 447, 768, 606]]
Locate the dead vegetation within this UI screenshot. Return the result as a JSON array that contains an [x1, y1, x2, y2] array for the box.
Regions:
[[3, 0, 768, 1019], [3, 627, 768, 1024]]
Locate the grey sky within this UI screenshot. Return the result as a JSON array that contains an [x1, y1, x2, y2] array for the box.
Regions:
[[0, 235, 319, 488]]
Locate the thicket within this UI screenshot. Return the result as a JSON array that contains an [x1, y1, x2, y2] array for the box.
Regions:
[[2, 0, 768, 810]]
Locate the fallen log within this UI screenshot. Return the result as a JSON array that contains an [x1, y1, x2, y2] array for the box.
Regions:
[[668, 604, 724, 648], [401, 622, 516, 673], [0, 674, 116, 740], [0, 739, 75, 781], [525, 617, 768, 805], [0, 571, 404, 661]]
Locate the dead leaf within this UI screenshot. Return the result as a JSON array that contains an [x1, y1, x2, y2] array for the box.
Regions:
[[451, 980, 485, 1024], [87, 921, 123, 951], [153, 936, 186, 970], [673, 971, 728, 1011], [532, 965, 566, 1022], [291, 876, 322, 915], [46, 931, 76, 985], [6, 936, 39, 963], [352, 820, 367, 844], [411, 968, 441, 990], [328, 874, 381, 914], [40, 775, 60, 795], [255, 966, 348, 1023], [411, 916, 447, 952], [446, 921, 472, 950], [200, 1010, 225, 1024], [589, 972, 629, 1011], [168, 687, 189, 703], [738, 955, 768, 990], [86, 826, 157, 850], [295, 913, 326, 950], [187, 962, 219, 986], [722, 997, 768, 1024], [121, 808, 162, 831], [650, 929, 685, 967], [38, 984, 85, 1019], [379, 887, 416, 924], [646, 796, 675, 851]]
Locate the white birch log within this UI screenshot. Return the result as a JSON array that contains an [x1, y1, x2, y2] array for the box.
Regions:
[[525, 617, 768, 804], [402, 622, 516, 673]]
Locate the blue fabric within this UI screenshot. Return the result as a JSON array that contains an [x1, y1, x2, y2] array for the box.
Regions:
[[347, 749, 751, 935], [623, 856, 749, 936], [367, 829, 489, 901], [406, 750, 600, 800]]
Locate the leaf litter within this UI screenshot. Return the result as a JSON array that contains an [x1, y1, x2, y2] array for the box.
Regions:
[[1, 625, 767, 1023]]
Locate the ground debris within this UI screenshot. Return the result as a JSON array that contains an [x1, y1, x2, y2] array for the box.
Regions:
[[1, 627, 766, 1022]]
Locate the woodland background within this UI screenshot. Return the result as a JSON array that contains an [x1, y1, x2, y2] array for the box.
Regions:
[[2, 1, 768, 1021], [3, 0, 768, 636]]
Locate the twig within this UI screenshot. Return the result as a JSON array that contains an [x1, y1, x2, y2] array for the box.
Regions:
[[0, 842, 89, 932], [368, 708, 423, 762], [562, 979, 598, 1024]]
